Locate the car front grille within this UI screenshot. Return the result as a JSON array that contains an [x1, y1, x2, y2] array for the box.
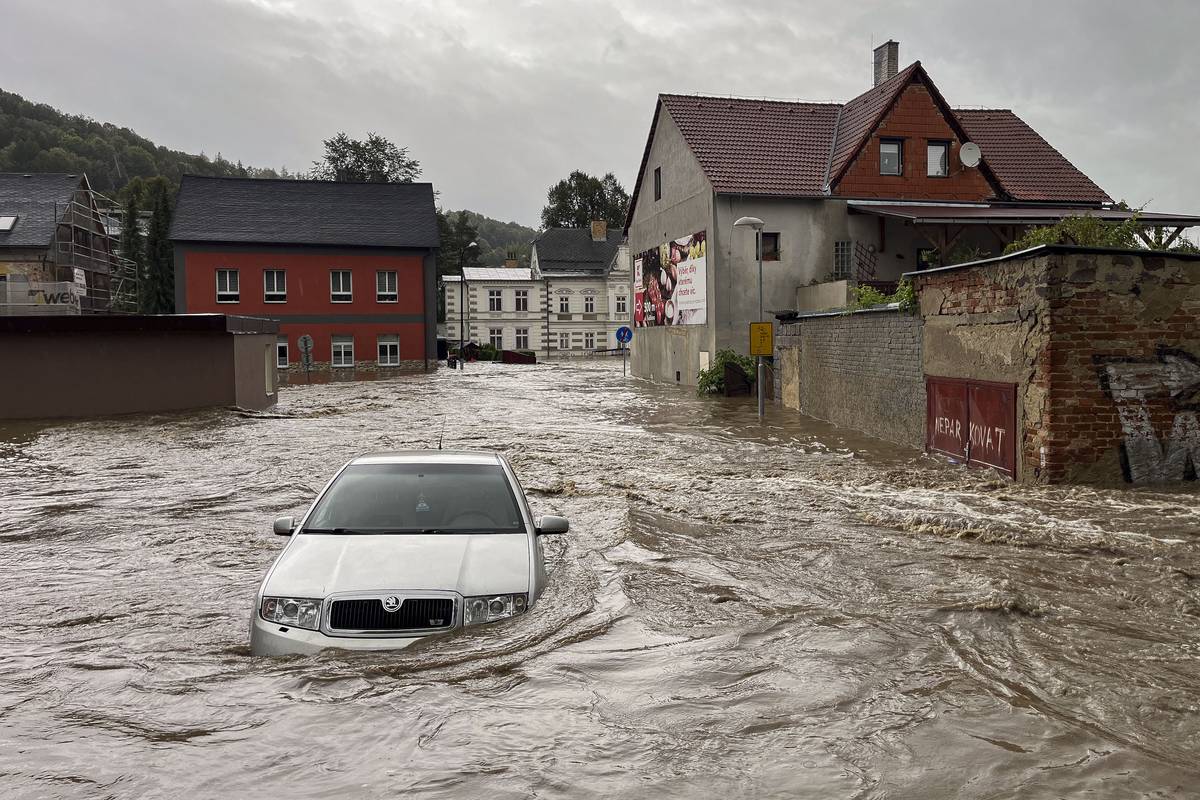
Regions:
[[328, 597, 454, 632]]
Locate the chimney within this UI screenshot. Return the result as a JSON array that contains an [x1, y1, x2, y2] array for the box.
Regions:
[[591, 219, 607, 242], [504, 250, 518, 268], [873, 40, 899, 87]]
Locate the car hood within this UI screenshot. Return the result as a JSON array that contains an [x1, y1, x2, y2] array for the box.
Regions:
[[263, 532, 530, 598]]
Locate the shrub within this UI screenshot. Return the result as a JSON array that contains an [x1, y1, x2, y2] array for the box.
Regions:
[[697, 349, 758, 396]]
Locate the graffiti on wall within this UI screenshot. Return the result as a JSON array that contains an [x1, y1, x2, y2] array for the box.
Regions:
[[1096, 347, 1200, 483]]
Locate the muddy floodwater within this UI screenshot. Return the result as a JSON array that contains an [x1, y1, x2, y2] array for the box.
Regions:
[[3, 361, 1200, 799]]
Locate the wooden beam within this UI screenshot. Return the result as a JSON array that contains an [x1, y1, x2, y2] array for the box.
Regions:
[[1135, 229, 1156, 248], [1161, 226, 1187, 249]]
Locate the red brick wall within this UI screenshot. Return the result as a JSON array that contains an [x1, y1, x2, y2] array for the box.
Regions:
[[834, 82, 995, 202]]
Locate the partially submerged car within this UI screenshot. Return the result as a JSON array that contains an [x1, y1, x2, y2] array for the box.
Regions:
[[250, 451, 568, 656]]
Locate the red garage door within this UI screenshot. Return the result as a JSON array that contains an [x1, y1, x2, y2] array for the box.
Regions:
[[926, 377, 1017, 478]]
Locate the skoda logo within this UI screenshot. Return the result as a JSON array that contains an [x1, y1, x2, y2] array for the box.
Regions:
[[381, 595, 402, 612]]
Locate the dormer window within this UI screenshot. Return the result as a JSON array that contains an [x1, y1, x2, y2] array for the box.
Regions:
[[927, 141, 950, 177], [880, 139, 903, 175]]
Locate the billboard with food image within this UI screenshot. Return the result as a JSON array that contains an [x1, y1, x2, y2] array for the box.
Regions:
[[633, 230, 707, 327]]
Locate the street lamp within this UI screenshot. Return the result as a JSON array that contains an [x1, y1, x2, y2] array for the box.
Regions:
[[458, 241, 478, 370], [733, 216, 766, 420]]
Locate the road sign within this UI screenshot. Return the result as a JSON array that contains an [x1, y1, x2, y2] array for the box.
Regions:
[[298, 334, 314, 354], [749, 322, 773, 357], [616, 326, 633, 344]]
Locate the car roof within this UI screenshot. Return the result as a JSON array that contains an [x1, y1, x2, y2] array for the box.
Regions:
[[349, 450, 505, 467]]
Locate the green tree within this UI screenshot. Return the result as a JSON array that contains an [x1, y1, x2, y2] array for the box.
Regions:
[[436, 210, 482, 322], [140, 178, 175, 313], [540, 171, 629, 229], [309, 132, 421, 183], [116, 187, 144, 313]]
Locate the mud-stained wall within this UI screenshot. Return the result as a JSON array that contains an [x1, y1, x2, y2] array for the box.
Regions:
[[774, 309, 924, 447]]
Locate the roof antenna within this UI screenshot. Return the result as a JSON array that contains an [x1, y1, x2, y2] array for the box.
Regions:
[[437, 417, 446, 451]]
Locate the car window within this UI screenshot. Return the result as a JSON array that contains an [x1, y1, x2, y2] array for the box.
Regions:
[[305, 463, 525, 533]]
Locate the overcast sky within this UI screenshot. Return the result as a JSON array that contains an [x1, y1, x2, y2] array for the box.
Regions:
[[4, 0, 1198, 228]]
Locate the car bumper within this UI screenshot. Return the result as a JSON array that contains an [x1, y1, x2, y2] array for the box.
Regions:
[[249, 615, 436, 656]]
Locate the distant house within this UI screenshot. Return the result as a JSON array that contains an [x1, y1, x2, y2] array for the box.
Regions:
[[170, 175, 440, 373], [444, 221, 630, 355], [0, 173, 129, 315], [625, 40, 1200, 386]]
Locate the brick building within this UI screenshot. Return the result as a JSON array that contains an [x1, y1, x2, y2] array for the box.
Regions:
[[171, 176, 439, 373]]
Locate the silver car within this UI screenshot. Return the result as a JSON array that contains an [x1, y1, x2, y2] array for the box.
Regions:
[[249, 451, 568, 656]]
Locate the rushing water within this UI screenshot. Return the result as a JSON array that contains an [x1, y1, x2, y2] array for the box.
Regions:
[[2, 361, 1199, 799]]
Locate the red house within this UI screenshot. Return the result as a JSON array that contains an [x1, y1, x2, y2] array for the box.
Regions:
[[170, 176, 439, 373]]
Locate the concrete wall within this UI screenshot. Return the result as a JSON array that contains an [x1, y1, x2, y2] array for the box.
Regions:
[[796, 280, 851, 313], [774, 309, 925, 448]]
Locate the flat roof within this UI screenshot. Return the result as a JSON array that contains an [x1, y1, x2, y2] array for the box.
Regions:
[[902, 243, 1200, 279], [849, 202, 1200, 227]]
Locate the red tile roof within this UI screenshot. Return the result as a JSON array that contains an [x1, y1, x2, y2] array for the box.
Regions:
[[627, 63, 1111, 228], [955, 109, 1111, 203]]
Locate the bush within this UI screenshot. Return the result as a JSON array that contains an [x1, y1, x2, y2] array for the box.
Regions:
[[697, 349, 758, 396], [849, 278, 916, 313]]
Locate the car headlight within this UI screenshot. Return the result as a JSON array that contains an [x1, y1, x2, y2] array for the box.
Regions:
[[260, 596, 322, 631], [463, 593, 527, 626]]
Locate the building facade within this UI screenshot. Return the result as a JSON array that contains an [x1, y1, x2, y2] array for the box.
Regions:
[[170, 176, 440, 374], [624, 41, 1198, 386]]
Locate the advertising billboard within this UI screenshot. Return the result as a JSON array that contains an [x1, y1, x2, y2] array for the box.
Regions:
[[633, 230, 707, 327]]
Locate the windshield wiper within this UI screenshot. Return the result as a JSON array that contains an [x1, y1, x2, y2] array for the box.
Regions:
[[300, 527, 375, 535]]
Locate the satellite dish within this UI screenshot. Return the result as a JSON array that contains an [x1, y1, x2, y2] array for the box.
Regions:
[[960, 141, 982, 168]]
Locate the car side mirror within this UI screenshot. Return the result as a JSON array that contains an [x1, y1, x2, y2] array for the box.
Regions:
[[273, 516, 295, 536], [535, 515, 569, 535]]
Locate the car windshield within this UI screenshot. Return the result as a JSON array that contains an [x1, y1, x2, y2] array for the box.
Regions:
[[303, 462, 525, 534]]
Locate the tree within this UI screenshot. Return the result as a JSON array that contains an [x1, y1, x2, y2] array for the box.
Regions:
[[309, 132, 421, 183], [140, 178, 175, 313], [540, 171, 629, 229], [435, 210, 482, 322], [116, 187, 144, 313]]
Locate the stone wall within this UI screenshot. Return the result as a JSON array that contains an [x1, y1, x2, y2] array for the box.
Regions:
[[774, 308, 925, 448]]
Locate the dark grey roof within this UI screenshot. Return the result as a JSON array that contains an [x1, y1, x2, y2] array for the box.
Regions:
[[169, 175, 439, 249], [0, 173, 84, 248], [532, 228, 623, 275]]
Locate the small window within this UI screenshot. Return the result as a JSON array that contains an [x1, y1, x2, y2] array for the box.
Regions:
[[216, 269, 240, 303], [558, 296, 570, 314], [331, 335, 354, 368], [264, 269, 287, 303], [654, 167, 662, 201], [376, 271, 398, 303], [489, 328, 503, 348], [514, 289, 528, 312], [377, 334, 400, 366], [515, 328, 529, 349], [558, 332, 570, 350], [276, 336, 289, 368], [927, 141, 949, 177], [331, 270, 352, 302], [0, 215, 17, 232], [761, 232, 781, 262], [616, 295, 627, 314], [584, 295, 595, 313], [584, 332, 595, 349], [880, 139, 903, 176], [488, 289, 502, 312], [833, 241, 853, 279]]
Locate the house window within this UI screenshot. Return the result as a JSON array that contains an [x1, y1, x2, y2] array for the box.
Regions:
[[558, 333, 570, 350], [377, 334, 400, 366], [616, 295, 627, 314], [376, 271, 398, 302], [489, 328, 503, 348], [927, 141, 949, 177], [331, 335, 354, 367], [880, 139, 903, 175], [584, 332, 595, 349], [654, 167, 662, 201], [833, 241, 853, 279], [559, 296, 570, 314], [514, 289, 528, 312], [761, 232, 781, 262], [515, 328, 529, 349], [488, 289, 502, 312], [216, 269, 239, 303], [276, 336, 288, 368], [584, 295, 595, 313], [263, 269, 286, 302], [330, 270, 352, 302]]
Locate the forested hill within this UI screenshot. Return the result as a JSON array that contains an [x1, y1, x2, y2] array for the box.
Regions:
[[445, 210, 538, 267], [0, 88, 285, 199]]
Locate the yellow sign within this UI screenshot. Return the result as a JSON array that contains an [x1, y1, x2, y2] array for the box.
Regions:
[[749, 322, 773, 356]]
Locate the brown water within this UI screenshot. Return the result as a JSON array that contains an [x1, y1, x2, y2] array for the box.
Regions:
[[2, 361, 1199, 799]]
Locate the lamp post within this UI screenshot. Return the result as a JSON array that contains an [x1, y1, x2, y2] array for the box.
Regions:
[[458, 241, 478, 370], [733, 216, 766, 420]]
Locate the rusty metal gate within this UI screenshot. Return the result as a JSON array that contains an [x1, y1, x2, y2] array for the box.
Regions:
[[925, 377, 1017, 478]]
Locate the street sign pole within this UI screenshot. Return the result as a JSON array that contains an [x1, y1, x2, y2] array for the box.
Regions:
[[615, 326, 633, 377], [298, 334, 314, 385], [749, 322, 773, 420]]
